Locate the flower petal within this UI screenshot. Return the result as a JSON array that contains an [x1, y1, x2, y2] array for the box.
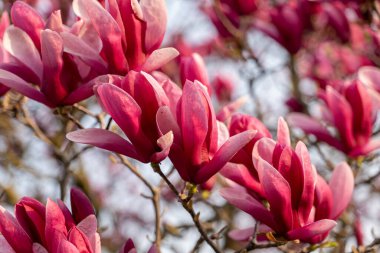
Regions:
[[329, 162, 354, 220], [287, 219, 336, 243], [142, 47, 179, 72], [45, 199, 68, 253], [277, 117, 290, 147], [150, 130, 173, 163], [66, 128, 142, 161]]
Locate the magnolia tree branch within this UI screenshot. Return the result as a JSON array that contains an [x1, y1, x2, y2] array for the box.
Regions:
[[152, 163, 223, 253]]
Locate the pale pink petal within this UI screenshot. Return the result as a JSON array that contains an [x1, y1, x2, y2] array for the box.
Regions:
[[329, 162, 354, 220], [0, 235, 16, 253], [195, 130, 256, 183], [11, 1, 45, 49], [66, 128, 142, 160], [287, 219, 336, 242], [32, 243, 48, 253], [217, 120, 229, 148], [45, 11, 63, 32], [142, 47, 179, 72], [3, 26, 42, 80], [252, 138, 276, 169], [140, 0, 167, 52], [147, 244, 158, 253], [60, 31, 107, 74], [156, 106, 182, 144], [150, 130, 173, 163], [358, 65, 380, 91], [228, 227, 255, 242], [57, 240, 80, 253]]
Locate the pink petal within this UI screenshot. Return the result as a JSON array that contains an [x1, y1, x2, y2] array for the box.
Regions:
[[142, 47, 179, 72], [220, 187, 276, 229], [120, 239, 135, 253], [0, 79, 48, 106], [60, 31, 107, 74], [11, 1, 44, 49], [314, 175, 333, 221], [0, 206, 33, 253], [257, 158, 293, 233], [68, 226, 93, 253], [32, 243, 48, 253], [179, 53, 210, 95], [217, 120, 229, 148], [45, 199, 68, 253], [329, 162, 354, 220], [40, 29, 66, 103], [326, 86, 356, 149], [358, 66, 380, 92], [66, 128, 142, 161], [150, 130, 173, 163], [0, 11, 9, 38], [140, 0, 167, 52], [70, 188, 95, 223], [216, 96, 248, 122], [286, 219, 336, 242], [3, 26, 42, 80], [252, 138, 276, 169], [73, 0, 127, 73], [77, 215, 99, 253], [0, 235, 16, 253], [295, 142, 317, 226], [228, 227, 255, 242], [156, 106, 182, 144], [195, 130, 256, 183], [57, 240, 80, 253], [45, 11, 63, 32], [287, 113, 344, 151], [95, 84, 152, 154], [277, 117, 291, 147], [147, 245, 158, 253], [350, 139, 380, 157]]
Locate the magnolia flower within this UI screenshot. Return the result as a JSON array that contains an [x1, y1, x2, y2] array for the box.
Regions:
[[156, 80, 256, 184], [221, 118, 354, 244], [0, 188, 100, 253], [180, 53, 211, 95], [288, 82, 380, 157], [0, 1, 107, 107], [119, 239, 157, 253], [72, 0, 179, 75], [0, 11, 10, 96], [67, 71, 173, 163], [212, 74, 235, 103]]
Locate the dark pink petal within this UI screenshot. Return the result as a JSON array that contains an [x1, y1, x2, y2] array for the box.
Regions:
[[286, 219, 336, 242], [326, 86, 356, 149], [257, 158, 293, 233], [60, 32, 107, 74], [57, 200, 75, 229], [329, 162, 354, 220], [120, 239, 135, 253], [45, 199, 68, 253], [140, 0, 167, 52], [3, 26, 42, 80], [15, 197, 46, 245], [287, 113, 344, 151], [66, 128, 142, 161], [277, 117, 290, 147], [11, 1, 44, 49], [295, 142, 317, 226], [95, 84, 152, 154], [41, 29, 66, 103], [68, 226, 93, 253], [314, 175, 333, 221], [195, 130, 256, 183], [70, 188, 95, 224], [73, 0, 127, 73], [0, 206, 33, 253], [179, 81, 211, 165], [142, 48, 179, 72], [220, 187, 276, 229], [0, 11, 9, 38], [180, 53, 211, 95], [345, 82, 372, 146]]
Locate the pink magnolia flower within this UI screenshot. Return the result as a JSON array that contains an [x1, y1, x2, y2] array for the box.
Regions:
[[0, 1, 107, 107], [180, 53, 211, 95], [212, 74, 234, 103], [67, 71, 173, 164], [288, 81, 380, 157], [0, 188, 100, 253], [220, 0, 258, 16], [156, 80, 256, 184], [72, 0, 179, 75], [119, 239, 157, 253], [221, 118, 354, 244]]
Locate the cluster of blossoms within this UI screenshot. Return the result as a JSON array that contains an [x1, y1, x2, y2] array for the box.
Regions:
[[0, 0, 380, 252]]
